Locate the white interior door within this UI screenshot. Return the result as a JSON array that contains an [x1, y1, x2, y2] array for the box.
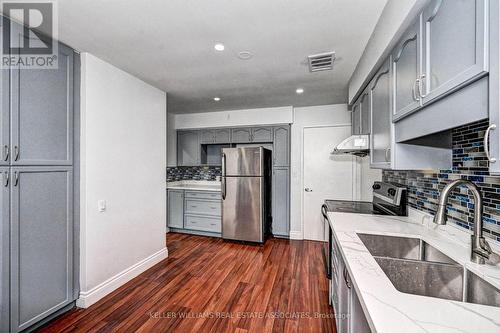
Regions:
[[303, 126, 355, 241]]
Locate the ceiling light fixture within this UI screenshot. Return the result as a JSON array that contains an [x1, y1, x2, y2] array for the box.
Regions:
[[296, 88, 304, 94], [214, 97, 221, 101], [238, 51, 253, 60], [214, 43, 225, 51]]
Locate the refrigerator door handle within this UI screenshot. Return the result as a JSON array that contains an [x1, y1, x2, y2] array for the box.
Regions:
[[221, 152, 226, 200]]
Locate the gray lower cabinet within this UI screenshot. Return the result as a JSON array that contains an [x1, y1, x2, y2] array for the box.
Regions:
[[421, 0, 487, 106], [391, 19, 421, 120], [168, 190, 222, 235], [11, 43, 74, 166], [185, 215, 221, 233], [10, 167, 74, 332], [1, 168, 9, 333], [167, 190, 184, 229], [332, 235, 370, 333], [273, 126, 290, 167], [252, 127, 273, 142], [370, 60, 392, 168], [272, 167, 289, 237], [177, 130, 200, 166], [231, 128, 252, 143]]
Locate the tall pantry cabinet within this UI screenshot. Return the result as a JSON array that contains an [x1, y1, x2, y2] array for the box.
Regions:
[[0, 18, 80, 333]]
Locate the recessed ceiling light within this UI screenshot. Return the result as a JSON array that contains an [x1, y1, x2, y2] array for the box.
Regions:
[[214, 97, 221, 101], [296, 88, 304, 94], [214, 43, 225, 51]]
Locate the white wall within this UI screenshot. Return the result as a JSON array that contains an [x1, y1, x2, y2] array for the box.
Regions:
[[348, 0, 429, 103], [290, 104, 352, 239], [78, 53, 167, 308], [357, 156, 382, 201], [174, 106, 293, 129]]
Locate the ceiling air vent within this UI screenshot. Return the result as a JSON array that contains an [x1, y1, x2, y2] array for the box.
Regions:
[[307, 51, 336, 72]]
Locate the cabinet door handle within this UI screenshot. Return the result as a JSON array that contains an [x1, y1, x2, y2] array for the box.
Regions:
[[484, 124, 497, 163], [412, 78, 420, 101], [418, 73, 427, 98], [14, 145, 19, 161], [343, 267, 351, 289], [3, 145, 8, 161], [3, 172, 8, 187], [385, 148, 391, 162], [13, 171, 19, 186]]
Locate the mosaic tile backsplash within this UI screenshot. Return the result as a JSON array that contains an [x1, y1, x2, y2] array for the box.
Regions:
[[167, 166, 221, 182], [383, 119, 500, 243]]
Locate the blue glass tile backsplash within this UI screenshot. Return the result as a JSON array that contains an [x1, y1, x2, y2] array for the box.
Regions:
[[383, 119, 500, 243], [167, 166, 221, 182]]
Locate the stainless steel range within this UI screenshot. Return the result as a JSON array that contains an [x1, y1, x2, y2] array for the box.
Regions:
[[322, 181, 407, 279]]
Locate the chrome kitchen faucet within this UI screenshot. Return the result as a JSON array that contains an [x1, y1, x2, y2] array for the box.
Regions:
[[433, 180, 493, 265]]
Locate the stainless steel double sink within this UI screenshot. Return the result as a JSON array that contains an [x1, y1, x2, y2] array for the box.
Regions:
[[357, 233, 500, 307]]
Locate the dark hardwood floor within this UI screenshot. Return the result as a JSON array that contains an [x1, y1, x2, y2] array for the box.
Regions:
[[37, 233, 335, 333]]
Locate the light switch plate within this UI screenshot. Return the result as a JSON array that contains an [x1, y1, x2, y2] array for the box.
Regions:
[[98, 200, 106, 212]]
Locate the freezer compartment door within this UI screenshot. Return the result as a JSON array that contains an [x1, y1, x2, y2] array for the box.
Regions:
[[222, 147, 262, 176], [222, 176, 263, 242]]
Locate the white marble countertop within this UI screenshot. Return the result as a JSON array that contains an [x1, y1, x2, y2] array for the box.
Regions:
[[328, 209, 500, 333], [167, 180, 221, 192]]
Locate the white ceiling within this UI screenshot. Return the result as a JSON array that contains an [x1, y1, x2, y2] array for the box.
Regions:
[[57, 0, 387, 114]]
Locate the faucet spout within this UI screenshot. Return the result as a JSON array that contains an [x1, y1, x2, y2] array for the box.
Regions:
[[433, 179, 492, 264]]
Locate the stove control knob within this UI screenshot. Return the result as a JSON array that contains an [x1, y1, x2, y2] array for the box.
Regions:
[[372, 184, 381, 190], [387, 188, 396, 197]]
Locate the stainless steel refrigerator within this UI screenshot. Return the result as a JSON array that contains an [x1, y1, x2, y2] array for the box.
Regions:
[[221, 147, 272, 243]]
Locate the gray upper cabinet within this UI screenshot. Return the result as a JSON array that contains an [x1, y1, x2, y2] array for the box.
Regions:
[[167, 190, 184, 229], [214, 129, 230, 143], [272, 167, 289, 237], [370, 61, 392, 168], [392, 19, 422, 120], [0, 168, 9, 333], [177, 130, 200, 166], [11, 43, 74, 166], [10, 167, 73, 332], [0, 65, 9, 166], [489, 0, 500, 175], [421, 0, 487, 106], [359, 89, 371, 135], [351, 101, 361, 135], [200, 128, 230, 144], [200, 130, 215, 144], [273, 126, 289, 167], [231, 128, 252, 143], [252, 127, 273, 142]]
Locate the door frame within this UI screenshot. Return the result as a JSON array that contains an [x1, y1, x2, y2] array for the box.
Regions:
[[300, 125, 360, 241]]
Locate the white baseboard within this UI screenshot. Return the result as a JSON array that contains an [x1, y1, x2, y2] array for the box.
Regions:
[[289, 231, 303, 240], [76, 247, 168, 308]]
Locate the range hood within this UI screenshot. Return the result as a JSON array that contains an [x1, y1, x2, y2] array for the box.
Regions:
[[331, 135, 369, 157]]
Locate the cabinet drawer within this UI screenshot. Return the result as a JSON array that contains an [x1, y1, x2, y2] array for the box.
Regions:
[[185, 191, 221, 200], [185, 215, 221, 233], [185, 199, 221, 216]]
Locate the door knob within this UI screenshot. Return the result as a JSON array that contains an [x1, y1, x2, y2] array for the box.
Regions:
[[305, 188, 313, 192]]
